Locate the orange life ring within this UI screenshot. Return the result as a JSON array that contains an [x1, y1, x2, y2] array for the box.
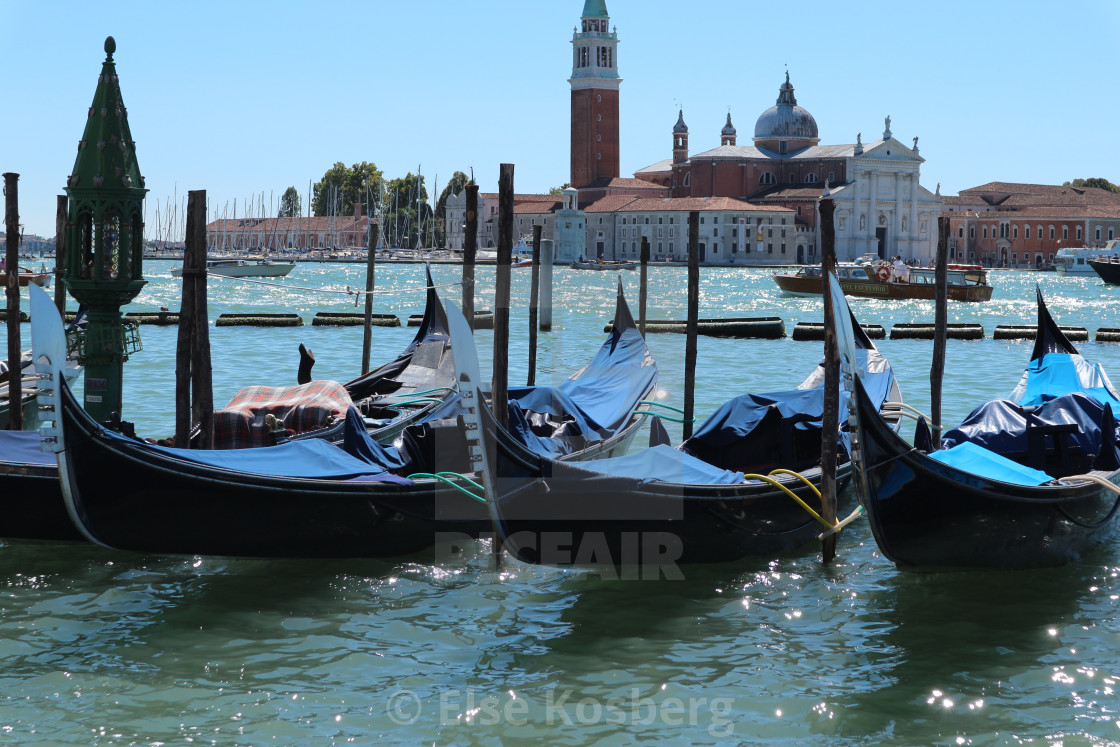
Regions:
[[876, 265, 891, 282]]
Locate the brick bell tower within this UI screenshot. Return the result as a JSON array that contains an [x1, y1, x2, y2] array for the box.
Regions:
[[570, 0, 620, 189]]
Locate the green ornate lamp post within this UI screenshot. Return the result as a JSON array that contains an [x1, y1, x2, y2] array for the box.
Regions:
[[63, 36, 146, 422]]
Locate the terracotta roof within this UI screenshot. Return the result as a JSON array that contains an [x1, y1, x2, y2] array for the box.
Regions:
[[601, 177, 666, 190], [513, 200, 561, 214], [755, 186, 837, 200], [970, 206, 1120, 220], [582, 195, 640, 213], [616, 197, 793, 213]]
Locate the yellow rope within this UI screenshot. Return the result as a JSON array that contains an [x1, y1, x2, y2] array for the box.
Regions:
[[741, 472, 834, 530], [767, 468, 822, 498]]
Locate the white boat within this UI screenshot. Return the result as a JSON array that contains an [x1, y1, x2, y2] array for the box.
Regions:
[[1054, 241, 1120, 274], [171, 259, 296, 278]]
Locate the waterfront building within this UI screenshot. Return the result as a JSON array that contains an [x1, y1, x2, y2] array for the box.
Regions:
[[204, 207, 372, 253], [940, 182, 1120, 268], [443, 1, 940, 266], [632, 76, 941, 263], [444, 192, 558, 251], [602, 197, 795, 263]]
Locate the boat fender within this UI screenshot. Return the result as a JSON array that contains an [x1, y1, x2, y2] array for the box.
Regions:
[[876, 265, 891, 282]]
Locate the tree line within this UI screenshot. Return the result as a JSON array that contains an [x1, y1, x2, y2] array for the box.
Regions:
[[275, 163, 471, 249]]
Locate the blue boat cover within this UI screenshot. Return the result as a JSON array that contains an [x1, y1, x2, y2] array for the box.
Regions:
[[689, 349, 896, 456], [941, 392, 1120, 477], [0, 430, 55, 466], [558, 444, 745, 485], [502, 326, 655, 459], [1011, 353, 1120, 409], [340, 406, 407, 470], [507, 320, 656, 442], [928, 441, 1054, 486], [107, 430, 412, 483]]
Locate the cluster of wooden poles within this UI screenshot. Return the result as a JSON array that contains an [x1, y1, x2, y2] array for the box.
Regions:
[[3, 169, 959, 566]]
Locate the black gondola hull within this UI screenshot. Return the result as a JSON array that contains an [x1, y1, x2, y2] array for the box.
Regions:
[[0, 464, 81, 541], [57, 376, 652, 558], [853, 378, 1120, 569]]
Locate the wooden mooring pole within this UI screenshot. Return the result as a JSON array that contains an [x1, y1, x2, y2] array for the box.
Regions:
[[931, 216, 951, 445], [54, 196, 67, 316], [462, 183, 479, 331], [639, 236, 649, 338], [361, 221, 380, 374], [4, 173, 21, 430], [818, 196, 839, 564], [491, 164, 516, 568], [683, 212, 699, 440], [493, 165, 514, 431], [175, 190, 213, 448], [527, 224, 543, 386]]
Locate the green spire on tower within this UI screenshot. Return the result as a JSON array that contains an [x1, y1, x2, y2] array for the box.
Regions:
[[67, 36, 145, 196], [63, 36, 148, 422], [582, 0, 608, 18]]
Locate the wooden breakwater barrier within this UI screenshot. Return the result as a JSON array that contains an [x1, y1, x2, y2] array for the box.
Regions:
[[792, 322, 886, 341], [1097, 328, 1120, 342], [0, 310, 29, 323], [605, 317, 786, 339], [124, 311, 181, 325], [215, 313, 303, 327], [409, 309, 494, 329], [993, 324, 1089, 342], [890, 323, 985, 340], [312, 312, 401, 327]]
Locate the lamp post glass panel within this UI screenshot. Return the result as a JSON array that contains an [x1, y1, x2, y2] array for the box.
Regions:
[[62, 36, 148, 422]]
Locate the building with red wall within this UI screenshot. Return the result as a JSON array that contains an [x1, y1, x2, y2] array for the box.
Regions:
[[941, 183, 1120, 267]]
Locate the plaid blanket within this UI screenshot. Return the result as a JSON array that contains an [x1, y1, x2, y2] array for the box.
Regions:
[[213, 380, 354, 449]]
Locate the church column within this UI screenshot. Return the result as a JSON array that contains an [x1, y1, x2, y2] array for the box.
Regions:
[[869, 171, 879, 256], [894, 171, 904, 258], [909, 171, 919, 260]]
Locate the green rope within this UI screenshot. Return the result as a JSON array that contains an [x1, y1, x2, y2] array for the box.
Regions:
[[635, 411, 694, 424], [382, 397, 446, 407], [385, 387, 455, 399], [637, 400, 687, 415], [406, 472, 487, 504]]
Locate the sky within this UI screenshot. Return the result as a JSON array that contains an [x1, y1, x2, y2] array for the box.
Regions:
[[5, 0, 1120, 238]]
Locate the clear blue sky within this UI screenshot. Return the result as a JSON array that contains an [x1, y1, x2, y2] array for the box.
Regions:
[[5, 0, 1119, 238]]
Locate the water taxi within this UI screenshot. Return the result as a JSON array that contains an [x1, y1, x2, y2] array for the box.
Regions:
[[772, 261, 993, 302]]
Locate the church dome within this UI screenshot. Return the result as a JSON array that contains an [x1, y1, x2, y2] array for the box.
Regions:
[[753, 73, 818, 141]]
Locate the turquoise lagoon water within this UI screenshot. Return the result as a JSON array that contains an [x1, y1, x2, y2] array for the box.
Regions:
[[4, 264, 1120, 745]]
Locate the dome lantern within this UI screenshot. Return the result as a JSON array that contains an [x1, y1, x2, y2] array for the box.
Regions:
[[752, 73, 820, 154]]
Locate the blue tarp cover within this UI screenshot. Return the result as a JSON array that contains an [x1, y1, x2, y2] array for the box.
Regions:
[[560, 444, 746, 485], [508, 323, 656, 440], [340, 406, 407, 470], [690, 349, 895, 454], [0, 431, 55, 466], [1013, 353, 1120, 409], [943, 392, 1114, 459], [108, 430, 412, 483], [928, 441, 1054, 486]]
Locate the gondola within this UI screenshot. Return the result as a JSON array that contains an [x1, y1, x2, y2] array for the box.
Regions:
[[39, 282, 658, 557], [209, 266, 457, 448], [0, 272, 450, 541], [471, 291, 904, 566], [846, 286, 1120, 569]]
